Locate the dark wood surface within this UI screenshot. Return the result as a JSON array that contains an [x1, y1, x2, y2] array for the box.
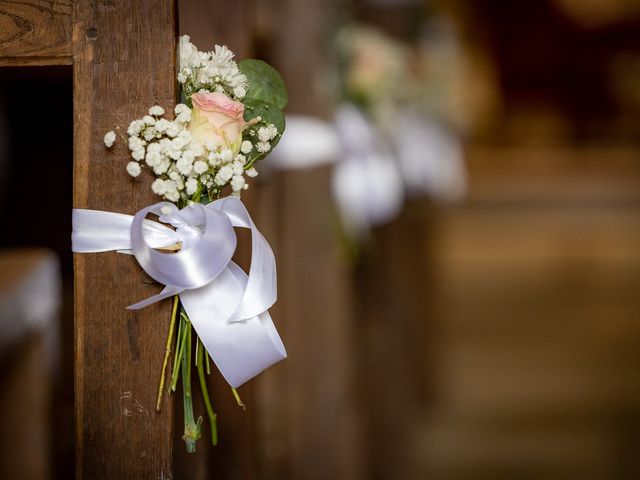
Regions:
[[0, 333, 51, 479], [72, 1, 178, 478], [253, 166, 365, 480], [0, 0, 72, 66], [179, 0, 250, 56], [353, 200, 435, 480], [0, 250, 55, 479]]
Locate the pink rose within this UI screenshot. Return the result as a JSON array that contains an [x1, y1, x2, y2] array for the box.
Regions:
[[189, 92, 248, 152]]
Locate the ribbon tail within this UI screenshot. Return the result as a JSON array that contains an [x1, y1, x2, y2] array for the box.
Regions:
[[127, 285, 183, 310], [72, 208, 180, 253], [208, 197, 278, 322], [180, 264, 286, 388]]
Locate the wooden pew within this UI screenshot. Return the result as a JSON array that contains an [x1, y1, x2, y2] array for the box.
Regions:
[[0, 249, 60, 480]]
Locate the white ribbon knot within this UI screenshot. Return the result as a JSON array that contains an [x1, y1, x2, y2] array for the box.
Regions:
[[72, 197, 286, 388]]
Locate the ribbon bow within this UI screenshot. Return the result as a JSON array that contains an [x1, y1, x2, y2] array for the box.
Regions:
[[72, 197, 286, 388]]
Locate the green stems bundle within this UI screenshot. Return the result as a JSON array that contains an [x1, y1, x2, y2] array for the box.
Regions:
[[153, 196, 244, 452], [155, 295, 219, 452]]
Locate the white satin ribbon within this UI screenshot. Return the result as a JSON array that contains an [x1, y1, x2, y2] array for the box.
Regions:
[[269, 105, 404, 237], [391, 112, 466, 201], [72, 197, 286, 388], [331, 105, 404, 236], [268, 105, 467, 237]]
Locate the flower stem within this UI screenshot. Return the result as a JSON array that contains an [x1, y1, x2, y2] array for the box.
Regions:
[[170, 311, 184, 390], [181, 320, 202, 452], [156, 295, 179, 412], [231, 388, 246, 411], [196, 337, 218, 445], [170, 311, 189, 392]]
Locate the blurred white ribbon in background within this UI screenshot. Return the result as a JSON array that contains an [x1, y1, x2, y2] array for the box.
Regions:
[[332, 105, 404, 237], [72, 197, 286, 388], [391, 111, 466, 201], [268, 104, 466, 238]]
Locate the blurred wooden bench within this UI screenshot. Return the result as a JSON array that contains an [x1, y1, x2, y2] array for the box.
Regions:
[[0, 249, 60, 480]]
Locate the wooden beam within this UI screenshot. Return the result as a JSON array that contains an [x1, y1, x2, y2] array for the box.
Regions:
[[73, 1, 177, 478], [0, 0, 72, 66]]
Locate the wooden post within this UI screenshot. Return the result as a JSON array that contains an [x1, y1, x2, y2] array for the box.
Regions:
[[72, 1, 177, 478], [256, 167, 365, 480], [2, 0, 178, 477], [250, 1, 366, 478], [354, 199, 435, 480]]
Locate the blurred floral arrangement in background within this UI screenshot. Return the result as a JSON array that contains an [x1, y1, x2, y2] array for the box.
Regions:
[[328, 22, 468, 237]]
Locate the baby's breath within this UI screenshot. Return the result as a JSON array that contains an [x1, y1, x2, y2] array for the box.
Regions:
[[104, 37, 284, 203]]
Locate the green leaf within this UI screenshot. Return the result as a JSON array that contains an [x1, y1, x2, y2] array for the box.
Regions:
[[243, 98, 286, 145], [239, 59, 288, 110]]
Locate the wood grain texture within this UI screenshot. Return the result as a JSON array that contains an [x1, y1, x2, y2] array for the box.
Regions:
[[0, 0, 72, 65], [179, 0, 250, 58], [73, 1, 177, 478]]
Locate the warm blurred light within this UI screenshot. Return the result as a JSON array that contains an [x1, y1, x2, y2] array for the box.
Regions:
[[553, 0, 640, 27]]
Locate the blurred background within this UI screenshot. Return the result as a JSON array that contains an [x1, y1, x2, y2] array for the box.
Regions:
[[1, 0, 640, 478]]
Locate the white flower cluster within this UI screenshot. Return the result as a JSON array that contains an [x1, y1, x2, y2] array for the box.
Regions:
[[178, 35, 248, 100], [102, 39, 286, 205], [103, 131, 116, 148], [255, 124, 278, 153], [123, 104, 256, 203]]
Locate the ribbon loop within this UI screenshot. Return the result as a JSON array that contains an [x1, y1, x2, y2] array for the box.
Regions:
[[130, 202, 236, 294]]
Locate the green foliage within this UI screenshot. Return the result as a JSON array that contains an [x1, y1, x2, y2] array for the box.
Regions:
[[238, 59, 288, 109], [243, 98, 286, 143], [239, 59, 288, 168]]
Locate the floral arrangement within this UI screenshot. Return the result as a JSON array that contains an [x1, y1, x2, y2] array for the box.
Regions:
[[336, 24, 409, 122], [99, 35, 288, 452], [315, 23, 468, 239], [105, 35, 286, 204], [335, 23, 468, 131]]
